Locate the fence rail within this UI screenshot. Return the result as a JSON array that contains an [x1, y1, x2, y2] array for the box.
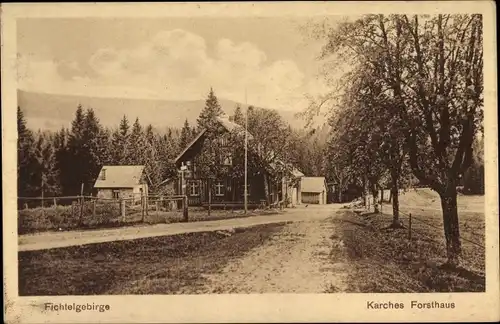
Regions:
[[397, 209, 485, 250]]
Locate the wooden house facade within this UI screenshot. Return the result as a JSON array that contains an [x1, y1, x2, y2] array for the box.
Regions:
[[173, 116, 302, 209]]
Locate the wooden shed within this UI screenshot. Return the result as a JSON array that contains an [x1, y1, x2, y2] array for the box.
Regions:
[[300, 177, 328, 204]]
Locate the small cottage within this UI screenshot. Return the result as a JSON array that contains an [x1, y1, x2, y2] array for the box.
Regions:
[[93, 165, 148, 202], [300, 177, 328, 204]]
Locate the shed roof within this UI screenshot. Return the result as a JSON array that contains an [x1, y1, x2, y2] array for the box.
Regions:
[[94, 165, 145, 188], [301, 177, 327, 193]]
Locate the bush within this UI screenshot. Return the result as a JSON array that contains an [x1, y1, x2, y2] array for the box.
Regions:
[[463, 162, 484, 195]]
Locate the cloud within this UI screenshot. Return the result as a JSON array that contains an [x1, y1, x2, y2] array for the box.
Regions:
[[18, 29, 329, 111]]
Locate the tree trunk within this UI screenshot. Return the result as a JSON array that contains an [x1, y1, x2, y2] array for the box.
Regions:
[[370, 183, 379, 213], [391, 171, 401, 227], [263, 173, 270, 206], [338, 180, 342, 203], [362, 176, 368, 209], [439, 184, 461, 266]]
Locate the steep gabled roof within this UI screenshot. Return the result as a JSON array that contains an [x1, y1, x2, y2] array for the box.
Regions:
[[174, 115, 253, 164], [215, 116, 253, 140], [173, 129, 207, 164], [301, 177, 327, 193], [94, 165, 145, 188]]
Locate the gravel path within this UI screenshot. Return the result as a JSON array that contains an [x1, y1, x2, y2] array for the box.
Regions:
[[197, 217, 349, 293]]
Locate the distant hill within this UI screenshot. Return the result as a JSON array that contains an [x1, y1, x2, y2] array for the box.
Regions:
[[17, 90, 308, 132]]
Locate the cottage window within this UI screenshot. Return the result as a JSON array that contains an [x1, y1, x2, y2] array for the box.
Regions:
[[112, 190, 120, 199], [100, 169, 106, 180], [189, 181, 200, 196], [215, 181, 225, 196], [223, 153, 232, 166]]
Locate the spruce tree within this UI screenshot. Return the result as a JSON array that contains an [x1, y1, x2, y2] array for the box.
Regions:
[[96, 127, 112, 166], [81, 108, 103, 192], [180, 119, 191, 148], [54, 127, 72, 195], [33, 131, 61, 197], [142, 124, 161, 189], [197, 88, 223, 130], [129, 117, 146, 164], [66, 105, 86, 194], [233, 105, 244, 125], [17, 107, 37, 197], [111, 115, 131, 164]]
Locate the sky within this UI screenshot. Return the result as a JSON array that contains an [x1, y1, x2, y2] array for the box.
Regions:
[[17, 17, 339, 112]]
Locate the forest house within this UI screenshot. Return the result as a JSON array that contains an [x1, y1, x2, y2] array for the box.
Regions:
[[173, 116, 303, 209]]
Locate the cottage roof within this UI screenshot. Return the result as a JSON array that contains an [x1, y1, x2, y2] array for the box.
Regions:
[[301, 177, 327, 193], [292, 168, 305, 178], [268, 160, 304, 178], [94, 165, 145, 188]]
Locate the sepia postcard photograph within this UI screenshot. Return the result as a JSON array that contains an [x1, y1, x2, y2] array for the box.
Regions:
[[2, 1, 499, 323]]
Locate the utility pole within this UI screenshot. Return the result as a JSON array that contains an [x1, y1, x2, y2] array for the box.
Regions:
[[244, 88, 248, 214], [180, 163, 188, 221]]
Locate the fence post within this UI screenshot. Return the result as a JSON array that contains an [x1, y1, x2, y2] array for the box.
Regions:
[[120, 198, 125, 221], [79, 196, 85, 226], [53, 197, 57, 207], [408, 213, 412, 240], [145, 195, 149, 217], [183, 195, 188, 222], [141, 195, 145, 223], [92, 199, 96, 217]]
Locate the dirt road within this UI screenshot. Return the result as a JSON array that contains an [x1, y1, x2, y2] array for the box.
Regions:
[[194, 208, 349, 294], [19, 204, 346, 252]]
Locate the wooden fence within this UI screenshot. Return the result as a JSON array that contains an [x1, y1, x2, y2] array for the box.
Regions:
[[17, 194, 189, 234]]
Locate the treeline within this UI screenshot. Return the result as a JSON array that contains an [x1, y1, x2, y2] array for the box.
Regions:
[[17, 106, 188, 197], [310, 14, 484, 266], [17, 88, 323, 198]]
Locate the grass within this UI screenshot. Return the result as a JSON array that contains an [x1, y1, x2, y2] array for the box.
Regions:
[[333, 208, 485, 293], [381, 188, 484, 212], [18, 202, 122, 234], [18, 222, 287, 296], [18, 203, 283, 235]]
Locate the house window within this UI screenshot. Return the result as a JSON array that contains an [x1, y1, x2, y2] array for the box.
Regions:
[[223, 153, 232, 166], [189, 181, 200, 196], [100, 169, 106, 180], [112, 190, 120, 199], [184, 161, 193, 178], [215, 181, 225, 196], [218, 137, 228, 147]]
